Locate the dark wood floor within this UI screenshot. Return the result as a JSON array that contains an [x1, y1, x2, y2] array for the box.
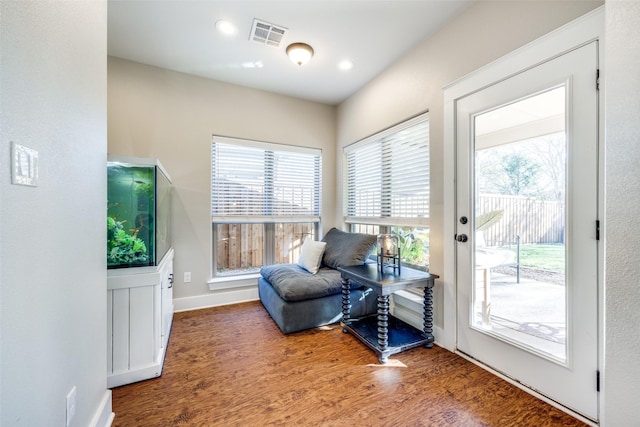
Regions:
[[112, 301, 586, 426]]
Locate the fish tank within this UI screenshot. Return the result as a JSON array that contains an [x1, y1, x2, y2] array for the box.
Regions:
[[107, 156, 172, 269]]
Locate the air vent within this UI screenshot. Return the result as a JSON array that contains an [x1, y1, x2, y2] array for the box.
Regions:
[[250, 19, 287, 47]]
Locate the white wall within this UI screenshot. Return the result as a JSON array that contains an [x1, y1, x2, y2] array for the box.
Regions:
[[0, 2, 111, 427], [107, 58, 336, 307], [336, 0, 602, 343], [603, 1, 640, 424]]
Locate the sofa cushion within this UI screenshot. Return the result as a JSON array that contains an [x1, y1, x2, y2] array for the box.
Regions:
[[321, 228, 377, 269], [297, 239, 327, 274], [260, 264, 344, 302]]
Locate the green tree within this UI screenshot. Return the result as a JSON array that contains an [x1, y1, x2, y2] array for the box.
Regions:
[[501, 153, 540, 196], [478, 152, 541, 197]]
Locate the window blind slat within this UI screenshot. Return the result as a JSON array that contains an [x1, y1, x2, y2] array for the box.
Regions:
[[212, 138, 322, 220], [345, 115, 429, 225]]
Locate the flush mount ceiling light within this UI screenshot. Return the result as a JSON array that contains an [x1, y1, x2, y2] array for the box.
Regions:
[[286, 42, 314, 66]]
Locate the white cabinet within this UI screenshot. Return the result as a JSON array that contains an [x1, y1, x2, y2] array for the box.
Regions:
[[107, 248, 174, 388]]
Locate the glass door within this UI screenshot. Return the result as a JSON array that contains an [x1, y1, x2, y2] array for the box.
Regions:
[[455, 42, 599, 420]]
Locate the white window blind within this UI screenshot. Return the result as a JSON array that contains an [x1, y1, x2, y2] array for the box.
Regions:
[[212, 136, 322, 223], [344, 114, 429, 227]]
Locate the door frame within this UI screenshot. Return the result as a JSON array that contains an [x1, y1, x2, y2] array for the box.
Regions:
[[442, 7, 604, 423]]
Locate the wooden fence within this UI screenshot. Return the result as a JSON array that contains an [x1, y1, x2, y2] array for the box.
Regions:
[[478, 194, 564, 246], [216, 223, 314, 272], [215, 195, 562, 271]]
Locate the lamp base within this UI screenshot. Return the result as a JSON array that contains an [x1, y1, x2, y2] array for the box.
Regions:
[[377, 253, 401, 275]]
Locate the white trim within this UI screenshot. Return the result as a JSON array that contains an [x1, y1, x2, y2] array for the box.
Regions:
[[344, 217, 429, 228], [208, 273, 261, 289], [443, 4, 603, 420], [89, 390, 114, 427], [108, 361, 163, 389], [174, 286, 259, 312], [211, 216, 320, 224]]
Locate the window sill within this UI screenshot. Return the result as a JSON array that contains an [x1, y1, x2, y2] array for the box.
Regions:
[[208, 273, 261, 291]]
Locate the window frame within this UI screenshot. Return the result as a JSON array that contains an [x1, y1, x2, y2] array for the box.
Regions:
[[211, 136, 322, 279]]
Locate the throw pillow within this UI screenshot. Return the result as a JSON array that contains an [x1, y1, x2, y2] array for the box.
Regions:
[[297, 239, 327, 274], [321, 227, 377, 269]]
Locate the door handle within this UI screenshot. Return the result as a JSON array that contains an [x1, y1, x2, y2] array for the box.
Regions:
[[456, 234, 468, 242], [168, 273, 174, 288]]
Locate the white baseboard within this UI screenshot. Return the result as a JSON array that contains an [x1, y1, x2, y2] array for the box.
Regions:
[[108, 361, 163, 389], [173, 286, 259, 312], [90, 390, 115, 427]]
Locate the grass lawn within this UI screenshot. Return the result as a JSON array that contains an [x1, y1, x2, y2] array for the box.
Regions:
[[509, 243, 565, 273]]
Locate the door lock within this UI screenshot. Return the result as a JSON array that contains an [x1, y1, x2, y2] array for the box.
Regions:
[[459, 216, 468, 224]]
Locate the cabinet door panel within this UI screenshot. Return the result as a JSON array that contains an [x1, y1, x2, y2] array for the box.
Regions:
[[129, 285, 158, 368], [111, 288, 131, 373]]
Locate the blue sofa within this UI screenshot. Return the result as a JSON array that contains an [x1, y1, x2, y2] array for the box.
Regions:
[[258, 228, 378, 334]]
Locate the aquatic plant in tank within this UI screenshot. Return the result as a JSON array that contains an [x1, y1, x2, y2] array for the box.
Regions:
[[107, 217, 148, 265]]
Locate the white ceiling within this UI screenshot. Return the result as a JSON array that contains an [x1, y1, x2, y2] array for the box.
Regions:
[[108, 1, 474, 105]]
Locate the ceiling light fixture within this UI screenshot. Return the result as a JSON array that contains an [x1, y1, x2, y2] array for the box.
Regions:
[[286, 42, 314, 66], [215, 19, 238, 36]]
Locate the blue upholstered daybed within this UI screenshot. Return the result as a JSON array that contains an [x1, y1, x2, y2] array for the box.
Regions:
[[258, 228, 378, 334]]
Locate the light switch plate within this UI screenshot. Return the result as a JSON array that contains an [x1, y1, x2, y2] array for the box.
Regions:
[[11, 141, 39, 187]]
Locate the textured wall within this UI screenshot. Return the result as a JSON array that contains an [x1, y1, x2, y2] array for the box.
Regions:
[[1, 2, 109, 425], [603, 1, 640, 424]]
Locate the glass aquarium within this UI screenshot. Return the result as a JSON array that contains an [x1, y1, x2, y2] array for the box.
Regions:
[[107, 156, 172, 269]]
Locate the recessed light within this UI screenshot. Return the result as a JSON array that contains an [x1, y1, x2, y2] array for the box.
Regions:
[[338, 60, 353, 71], [215, 19, 238, 36]]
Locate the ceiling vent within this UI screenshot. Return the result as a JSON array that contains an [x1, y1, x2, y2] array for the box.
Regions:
[[250, 19, 287, 47]]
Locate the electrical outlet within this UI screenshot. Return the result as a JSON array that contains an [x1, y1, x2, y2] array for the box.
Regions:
[[66, 386, 77, 427], [184, 272, 191, 283]]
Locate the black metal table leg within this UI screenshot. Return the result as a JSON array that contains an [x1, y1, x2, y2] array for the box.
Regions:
[[342, 277, 351, 333], [377, 294, 390, 362], [423, 285, 434, 348]]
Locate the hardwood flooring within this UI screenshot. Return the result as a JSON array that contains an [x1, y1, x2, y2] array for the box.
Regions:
[[111, 301, 586, 427]]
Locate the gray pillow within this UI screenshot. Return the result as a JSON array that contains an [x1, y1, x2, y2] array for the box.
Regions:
[[321, 227, 376, 269]]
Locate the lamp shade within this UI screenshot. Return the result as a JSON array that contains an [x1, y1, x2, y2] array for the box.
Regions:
[[286, 42, 314, 66], [377, 234, 401, 274], [378, 234, 399, 257]]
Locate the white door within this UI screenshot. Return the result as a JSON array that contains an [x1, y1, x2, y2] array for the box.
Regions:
[[455, 42, 599, 420]]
